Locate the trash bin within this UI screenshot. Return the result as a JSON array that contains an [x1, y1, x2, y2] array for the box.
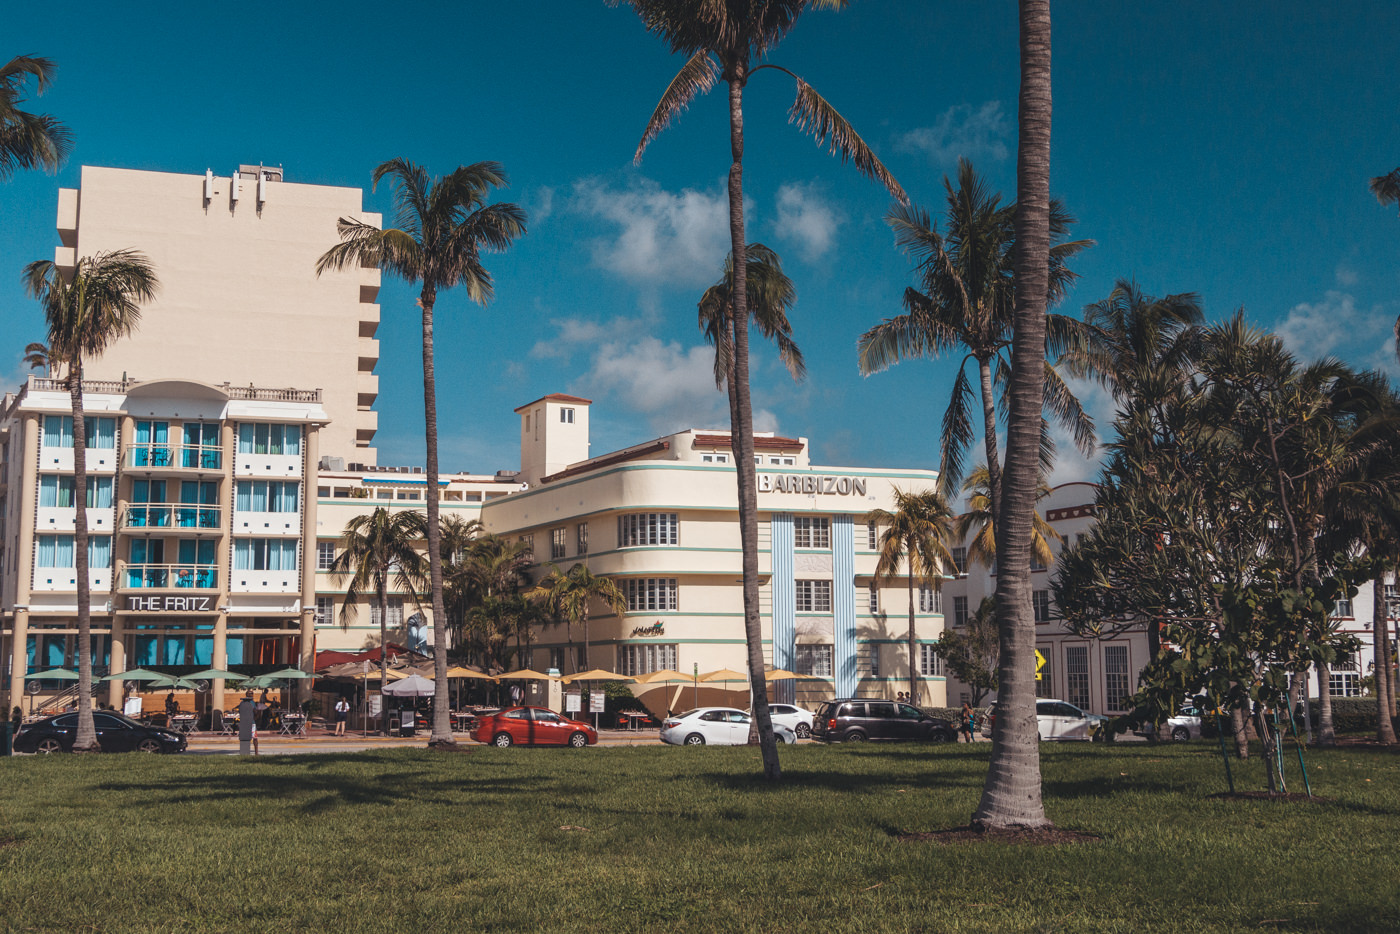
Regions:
[[398, 711, 416, 737]]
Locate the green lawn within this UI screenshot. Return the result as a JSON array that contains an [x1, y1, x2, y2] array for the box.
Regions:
[[2, 741, 1397, 933]]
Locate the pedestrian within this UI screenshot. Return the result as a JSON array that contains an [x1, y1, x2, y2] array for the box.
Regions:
[[959, 702, 976, 743], [509, 683, 522, 707], [165, 691, 178, 721], [238, 691, 259, 755], [10, 706, 21, 735], [333, 696, 350, 736]]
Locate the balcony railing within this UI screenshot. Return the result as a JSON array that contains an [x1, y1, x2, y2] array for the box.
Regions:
[[126, 444, 222, 470], [121, 504, 222, 531], [122, 564, 219, 589]]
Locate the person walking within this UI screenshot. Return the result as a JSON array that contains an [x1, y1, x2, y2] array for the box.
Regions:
[[238, 690, 259, 755], [959, 702, 976, 743], [333, 696, 350, 736]]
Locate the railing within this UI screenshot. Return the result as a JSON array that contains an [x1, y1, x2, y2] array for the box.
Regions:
[[222, 385, 321, 403], [126, 444, 222, 470], [122, 564, 219, 589], [20, 375, 320, 404], [29, 376, 134, 395], [121, 504, 222, 530]]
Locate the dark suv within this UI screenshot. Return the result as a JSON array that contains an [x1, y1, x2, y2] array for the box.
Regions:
[[811, 699, 956, 743]]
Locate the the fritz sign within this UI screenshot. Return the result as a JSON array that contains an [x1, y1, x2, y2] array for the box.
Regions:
[[125, 595, 216, 613], [757, 474, 868, 496]]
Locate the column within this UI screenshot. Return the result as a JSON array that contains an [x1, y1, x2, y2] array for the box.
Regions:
[[833, 515, 857, 697], [106, 613, 127, 708], [211, 610, 227, 711], [7, 608, 28, 713], [770, 513, 795, 705], [297, 423, 320, 703], [8, 414, 40, 711]]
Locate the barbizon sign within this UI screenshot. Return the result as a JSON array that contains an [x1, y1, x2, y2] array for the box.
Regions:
[[125, 595, 216, 613], [757, 474, 867, 496]]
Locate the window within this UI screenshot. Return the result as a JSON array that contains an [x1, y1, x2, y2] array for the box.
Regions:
[[768, 456, 795, 466], [518, 534, 533, 555], [868, 584, 878, 613], [369, 598, 405, 628], [700, 453, 729, 463], [42, 415, 116, 449], [1329, 672, 1362, 697], [617, 513, 678, 547], [551, 527, 567, 560], [795, 644, 833, 677], [548, 647, 566, 672], [795, 580, 832, 613], [866, 644, 880, 677], [236, 422, 301, 455], [623, 578, 678, 612], [317, 542, 336, 571], [315, 596, 335, 626], [952, 596, 968, 629], [1066, 645, 1090, 710], [576, 523, 588, 555], [233, 538, 298, 571], [1036, 651, 1053, 698], [793, 516, 830, 549], [1031, 552, 1048, 572], [36, 534, 112, 568], [618, 643, 678, 676], [1033, 589, 1053, 623], [867, 522, 878, 550], [1104, 644, 1131, 712], [1333, 597, 1353, 618], [235, 480, 300, 513], [39, 476, 113, 509], [951, 547, 967, 575], [918, 586, 941, 613], [919, 644, 942, 676], [560, 407, 574, 424]]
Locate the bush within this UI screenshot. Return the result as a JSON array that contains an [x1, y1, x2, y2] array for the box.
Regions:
[[1324, 697, 1398, 734]]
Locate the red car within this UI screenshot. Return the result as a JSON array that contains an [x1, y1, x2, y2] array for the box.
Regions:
[[472, 706, 598, 748]]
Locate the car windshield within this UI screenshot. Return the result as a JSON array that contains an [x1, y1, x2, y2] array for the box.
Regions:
[[674, 709, 699, 719]]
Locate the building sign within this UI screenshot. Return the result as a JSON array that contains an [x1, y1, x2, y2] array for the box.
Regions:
[[125, 595, 216, 613], [629, 622, 665, 637], [758, 474, 868, 496]]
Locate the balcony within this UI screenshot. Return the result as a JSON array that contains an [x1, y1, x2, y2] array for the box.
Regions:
[[121, 564, 219, 590], [121, 504, 222, 532], [126, 444, 223, 473]]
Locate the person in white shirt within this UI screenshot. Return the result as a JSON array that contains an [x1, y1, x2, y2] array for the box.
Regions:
[[333, 697, 350, 736]]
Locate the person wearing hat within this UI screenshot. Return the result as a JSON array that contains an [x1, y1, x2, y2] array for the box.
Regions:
[[237, 690, 259, 755]]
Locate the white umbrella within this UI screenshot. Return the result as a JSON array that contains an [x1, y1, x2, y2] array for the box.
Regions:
[[381, 674, 436, 697]]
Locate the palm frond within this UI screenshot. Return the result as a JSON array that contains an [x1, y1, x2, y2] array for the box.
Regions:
[[789, 78, 905, 203], [1370, 168, 1400, 211], [635, 50, 719, 163], [1042, 361, 1097, 456], [939, 363, 976, 497]]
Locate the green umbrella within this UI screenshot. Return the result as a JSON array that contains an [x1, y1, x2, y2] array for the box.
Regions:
[[24, 668, 79, 680], [149, 674, 201, 691], [262, 667, 312, 679], [100, 668, 169, 683], [185, 668, 247, 683]]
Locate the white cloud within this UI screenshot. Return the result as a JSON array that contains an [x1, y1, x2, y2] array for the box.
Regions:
[[1045, 374, 1114, 487], [530, 316, 611, 362], [586, 335, 729, 435], [1334, 262, 1358, 288], [570, 177, 735, 287], [771, 182, 841, 261], [897, 101, 1011, 166], [528, 186, 555, 224], [1275, 290, 1390, 364]]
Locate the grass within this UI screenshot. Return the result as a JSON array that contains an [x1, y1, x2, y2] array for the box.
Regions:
[[2, 741, 1398, 933]]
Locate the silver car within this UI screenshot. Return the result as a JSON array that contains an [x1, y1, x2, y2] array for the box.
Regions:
[[747, 703, 815, 739], [660, 707, 797, 746]]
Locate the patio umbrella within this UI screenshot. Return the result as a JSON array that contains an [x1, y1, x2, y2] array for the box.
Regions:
[[24, 668, 79, 680], [493, 668, 559, 680], [562, 669, 635, 683], [149, 674, 201, 691], [381, 674, 436, 697], [445, 666, 496, 680], [185, 668, 247, 683], [351, 668, 409, 680], [699, 668, 750, 683], [100, 668, 170, 684], [263, 667, 312, 679], [634, 669, 691, 684], [763, 669, 821, 681]]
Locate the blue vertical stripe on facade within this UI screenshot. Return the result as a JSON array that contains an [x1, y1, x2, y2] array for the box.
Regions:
[[833, 514, 856, 695], [771, 513, 795, 695]]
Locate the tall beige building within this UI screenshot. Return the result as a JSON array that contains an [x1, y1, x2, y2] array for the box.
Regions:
[[53, 165, 382, 463]]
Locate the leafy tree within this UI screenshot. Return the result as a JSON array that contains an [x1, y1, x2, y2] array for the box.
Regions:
[[0, 55, 70, 180], [317, 160, 526, 747], [534, 564, 627, 674], [329, 508, 427, 732], [955, 464, 1060, 572], [24, 250, 158, 753], [443, 532, 533, 669], [971, 0, 1055, 832], [617, 0, 903, 780], [866, 489, 954, 703], [934, 597, 999, 705], [857, 159, 1093, 513]]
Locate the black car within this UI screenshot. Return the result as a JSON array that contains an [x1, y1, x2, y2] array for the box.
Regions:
[[14, 711, 187, 754], [811, 699, 957, 743]]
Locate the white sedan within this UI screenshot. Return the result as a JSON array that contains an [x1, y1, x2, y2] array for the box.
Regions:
[[661, 708, 797, 746], [748, 703, 815, 739]]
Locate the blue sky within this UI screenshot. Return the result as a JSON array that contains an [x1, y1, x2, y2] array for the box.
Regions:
[[4, 2, 1398, 487]]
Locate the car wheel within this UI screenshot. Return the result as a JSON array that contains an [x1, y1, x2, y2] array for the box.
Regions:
[[845, 731, 867, 742], [137, 738, 162, 754], [492, 732, 513, 748], [928, 730, 949, 743], [1171, 726, 1191, 742], [1090, 727, 1105, 743], [795, 723, 811, 739], [36, 737, 63, 755], [568, 732, 588, 748], [684, 733, 705, 746]]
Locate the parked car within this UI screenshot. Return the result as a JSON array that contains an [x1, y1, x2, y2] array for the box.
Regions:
[[748, 703, 815, 739], [1133, 705, 1205, 742], [981, 700, 1110, 741], [660, 708, 797, 746], [810, 699, 957, 743], [14, 711, 186, 754], [472, 706, 597, 748]]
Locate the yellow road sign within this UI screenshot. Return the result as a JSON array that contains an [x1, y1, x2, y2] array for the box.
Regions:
[[1034, 649, 1047, 681]]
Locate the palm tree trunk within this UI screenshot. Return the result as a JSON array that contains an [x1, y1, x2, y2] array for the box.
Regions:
[[723, 60, 779, 779], [1379, 577, 1397, 743], [977, 356, 1002, 523], [378, 579, 390, 735], [420, 288, 454, 747], [581, 608, 590, 673], [1231, 705, 1250, 759], [907, 569, 917, 704], [70, 360, 98, 753], [1316, 660, 1336, 746], [972, 0, 1052, 832]]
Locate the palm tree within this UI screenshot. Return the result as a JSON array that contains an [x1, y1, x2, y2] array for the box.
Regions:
[[316, 160, 526, 747], [971, 0, 1055, 832], [1372, 168, 1400, 362], [956, 465, 1060, 571], [329, 508, 427, 733], [698, 243, 805, 387], [857, 159, 1094, 513], [0, 55, 71, 180], [23, 250, 158, 753], [535, 563, 627, 675], [866, 489, 955, 704], [22, 341, 57, 377], [619, 0, 904, 781]]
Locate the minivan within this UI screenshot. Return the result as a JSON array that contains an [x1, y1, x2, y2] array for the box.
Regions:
[[811, 699, 957, 743]]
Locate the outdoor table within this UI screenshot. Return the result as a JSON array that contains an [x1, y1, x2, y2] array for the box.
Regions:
[[278, 715, 306, 736], [171, 714, 198, 734], [618, 711, 653, 731], [221, 713, 239, 735]]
